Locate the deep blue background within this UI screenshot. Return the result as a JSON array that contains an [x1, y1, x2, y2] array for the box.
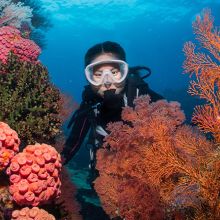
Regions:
[[39, 0, 220, 105]]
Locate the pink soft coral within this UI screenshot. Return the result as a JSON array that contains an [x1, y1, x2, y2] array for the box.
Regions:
[[0, 122, 20, 171], [0, 26, 40, 64], [11, 207, 55, 220], [6, 143, 62, 206]]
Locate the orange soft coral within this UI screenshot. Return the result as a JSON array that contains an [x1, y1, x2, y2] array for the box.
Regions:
[[95, 96, 220, 220], [183, 9, 220, 143]]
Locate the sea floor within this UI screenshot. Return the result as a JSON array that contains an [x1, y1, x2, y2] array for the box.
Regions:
[[67, 164, 110, 220]]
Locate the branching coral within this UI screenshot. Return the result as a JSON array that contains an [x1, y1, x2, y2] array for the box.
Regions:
[[95, 95, 220, 220], [0, 54, 71, 146], [183, 9, 220, 143]]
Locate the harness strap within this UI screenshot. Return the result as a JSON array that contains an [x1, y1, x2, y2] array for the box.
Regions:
[[69, 116, 88, 155]]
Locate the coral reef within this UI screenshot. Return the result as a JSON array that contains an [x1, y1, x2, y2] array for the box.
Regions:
[[11, 207, 55, 220], [50, 135, 82, 219], [18, 0, 52, 48], [6, 143, 62, 206], [0, 54, 67, 146], [0, 122, 20, 171], [0, 122, 81, 219], [0, 26, 40, 64], [0, 171, 14, 220], [0, 186, 13, 210], [95, 95, 220, 219], [0, 186, 13, 220], [0, 0, 51, 48], [183, 9, 220, 143]]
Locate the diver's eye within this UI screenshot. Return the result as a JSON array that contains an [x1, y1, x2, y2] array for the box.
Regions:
[[93, 71, 102, 77], [112, 69, 119, 75]]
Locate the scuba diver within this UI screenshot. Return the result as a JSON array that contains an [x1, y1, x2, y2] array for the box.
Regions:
[[61, 41, 164, 183]]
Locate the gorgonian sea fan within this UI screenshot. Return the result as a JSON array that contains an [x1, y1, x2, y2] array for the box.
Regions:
[[95, 95, 219, 219], [183, 9, 220, 143]]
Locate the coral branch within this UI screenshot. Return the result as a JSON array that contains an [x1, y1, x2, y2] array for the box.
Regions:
[[193, 9, 220, 62], [183, 9, 220, 143]]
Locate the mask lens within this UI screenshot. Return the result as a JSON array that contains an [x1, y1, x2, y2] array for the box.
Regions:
[[85, 60, 128, 86], [92, 68, 103, 83]]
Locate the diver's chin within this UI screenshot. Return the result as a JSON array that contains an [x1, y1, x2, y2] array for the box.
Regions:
[[90, 82, 125, 97]]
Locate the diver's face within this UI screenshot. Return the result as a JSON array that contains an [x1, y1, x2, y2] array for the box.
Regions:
[[90, 53, 125, 97]]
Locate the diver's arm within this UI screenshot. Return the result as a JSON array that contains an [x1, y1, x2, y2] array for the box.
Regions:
[[61, 103, 91, 165]]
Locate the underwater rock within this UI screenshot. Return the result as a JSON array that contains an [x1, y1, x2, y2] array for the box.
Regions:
[[6, 143, 62, 206], [0, 183, 14, 220], [11, 207, 55, 220], [0, 26, 40, 64], [0, 122, 20, 171]]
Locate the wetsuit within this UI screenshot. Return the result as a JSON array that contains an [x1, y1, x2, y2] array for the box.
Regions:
[[61, 76, 164, 168]]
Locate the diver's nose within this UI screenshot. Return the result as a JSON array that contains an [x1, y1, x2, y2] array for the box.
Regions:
[[103, 74, 112, 88], [104, 82, 112, 89]]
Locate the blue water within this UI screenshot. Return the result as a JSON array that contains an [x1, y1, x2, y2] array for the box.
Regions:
[[37, 1, 220, 219], [39, 0, 220, 103]]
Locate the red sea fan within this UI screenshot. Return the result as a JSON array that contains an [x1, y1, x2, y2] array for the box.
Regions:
[[95, 95, 220, 219], [183, 9, 220, 143]]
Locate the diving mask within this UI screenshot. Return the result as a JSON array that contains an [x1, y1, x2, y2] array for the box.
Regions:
[[85, 59, 129, 86]]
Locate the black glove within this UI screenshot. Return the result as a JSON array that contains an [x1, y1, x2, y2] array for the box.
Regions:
[[102, 89, 124, 110]]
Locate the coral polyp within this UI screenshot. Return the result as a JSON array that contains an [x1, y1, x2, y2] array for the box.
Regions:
[[0, 26, 41, 64], [0, 122, 20, 171], [7, 143, 62, 206], [11, 207, 55, 220]]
